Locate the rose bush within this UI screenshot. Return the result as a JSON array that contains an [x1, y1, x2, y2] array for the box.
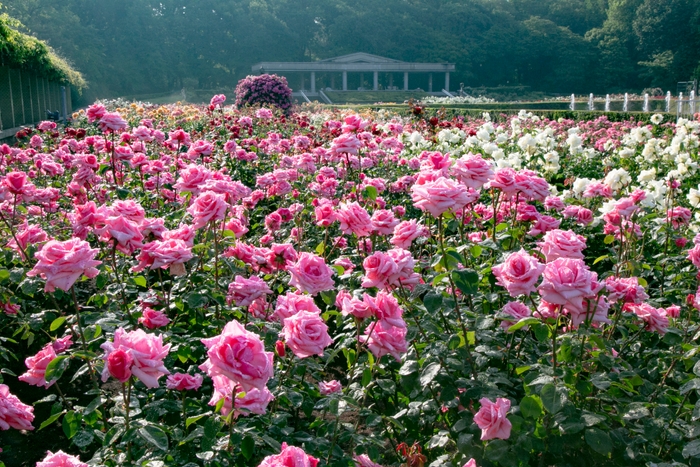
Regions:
[[0, 101, 698, 467]]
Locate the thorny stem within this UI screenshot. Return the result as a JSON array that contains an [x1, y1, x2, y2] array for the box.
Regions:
[[70, 286, 98, 387]]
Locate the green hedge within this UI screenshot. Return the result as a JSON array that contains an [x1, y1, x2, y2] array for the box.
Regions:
[[0, 13, 84, 89]]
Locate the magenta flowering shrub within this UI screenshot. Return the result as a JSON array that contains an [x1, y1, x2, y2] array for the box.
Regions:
[[0, 104, 699, 467], [235, 74, 293, 113]]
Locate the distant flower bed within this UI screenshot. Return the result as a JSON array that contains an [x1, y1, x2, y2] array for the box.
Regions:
[[0, 100, 699, 467], [420, 94, 495, 105]]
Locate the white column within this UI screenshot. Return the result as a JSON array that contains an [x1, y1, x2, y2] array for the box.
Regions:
[[428, 73, 433, 92], [445, 72, 450, 92], [403, 72, 409, 91], [373, 71, 378, 91], [310, 71, 316, 93], [342, 71, 347, 91]]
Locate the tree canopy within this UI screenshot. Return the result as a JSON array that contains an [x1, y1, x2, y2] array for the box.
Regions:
[[2, 0, 698, 105]]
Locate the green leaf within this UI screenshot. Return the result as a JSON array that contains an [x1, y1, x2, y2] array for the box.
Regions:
[[680, 378, 700, 395], [363, 185, 378, 201], [133, 276, 147, 287], [44, 356, 70, 383], [593, 255, 609, 265], [62, 411, 80, 439], [73, 430, 95, 449], [423, 292, 443, 313], [420, 362, 441, 386], [540, 384, 563, 414], [683, 439, 700, 458], [38, 410, 65, 430], [315, 242, 325, 255], [603, 235, 615, 244], [83, 396, 102, 416], [451, 269, 479, 295], [585, 428, 612, 456], [139, 425, 169, 451], [241, 435, 255, 460], [361, 367, 372, 387], [201, 417, 222, 452], [399, 360, 419, 376], [186, 414, 207, 428], [0, 269, 9, 281], [507, 317, 540, 333], [519, 395, 542, 419], [49, 316, 66, 331]]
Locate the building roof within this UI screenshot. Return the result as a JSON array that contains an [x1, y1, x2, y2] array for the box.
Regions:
[[252, 53, 454, 73]]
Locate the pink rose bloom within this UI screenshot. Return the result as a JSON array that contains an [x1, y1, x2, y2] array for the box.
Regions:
[[568, 296, 611, 328], [538, 258, 596, 307], [19, 344, 57, 388], [688, 244, 700, 269], [666, 305, 681, 319], [100, 328, 171, 388], [199, 320, 273, 391], [474, 397, 512, 440], [8, 223, 48, 260], [339, 293, 373, 319], [86, 103, 106, 122], [0, 384, 35, 431], [361, 248, 420, 290], [314, 199, 337, 227], [501, 301, 532, 330], [604, 276, 648, 304], [227, 275, 272, 307], [336, 202, 374, 237], [133, 239, 193, 276], [98, 112, 128, 133], [258, 442, 320, 467], [371, 209, 399, 236], [462, 459, 478, 467], [37, 450, 88, 467], [360, 320, 408, 361], [166, 372, 203, 391], [487, 167, 519, 197], [630, 303, 669, 334], [354, 454, 383, 467], [411, 176, 472, 217], [138, 307, 171, 329], [4, 171, 28, 194], [274, 292, 321, 321], [106, 348, 133, 382], [27, 238, 101, 292], [492, 249, 545, 297], [187, 190, 228, 229], [288, 253, 335, 296], [331, 133, 362, 155], [527, 215, 561, 237], [538, 229, 586, 262], [282, 311, 333, 358], [52, 336, 73, 354], [210, 94, 226, 108], [234, 385, 274, 418], [451, 153, 494, 189], [319, 380, 342, 395], [363, 291, 406, 328], [101, 216, 144, 255], [390, 219, 429, 248], [266, 243, 299, 271]]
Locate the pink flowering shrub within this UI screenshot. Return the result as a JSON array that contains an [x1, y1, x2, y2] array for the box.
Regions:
[[0, 101, 699, 466], [235, 74, 293, 112]]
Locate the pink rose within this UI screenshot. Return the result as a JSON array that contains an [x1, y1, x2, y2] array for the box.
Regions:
[[538, 258, 596, 307], [411, 176, 472, 217], [391, 219, 429, 248], [451, 153, 494, 189], [37, 450, 88, 467], [258, 442, 320, 467], [227, 275, 272, 307], [371, 209, 399, 236], [138, 307, 171, 329], [187, 190, 228, 229], [354, 454, 384, 467], [462, 459, 478, 467], [473, 397, 512, 440], [274, 292, 321, 321], [166, 372, 203, 391], [492, 249, 545, 297], [100, 216, 144, 255], [361, 249, 420, 290], [281, 311, 333, 358], [98, 112, 128, 133], [27, 238, 101, 292], [0, 384, 35, 431], [501, 301, 532, 330], [288, 253, 335, 296], [200, 320, 273, 391], [538, 229, 586, 262], [86, 103, 106, 122], [210, 94, 226, 108], [363, 291, 406, 328], [19, 344, 57, 388], [336, 202, 374, 237], [604, 276, 648, 304], [133, 239, 194, 276], [319, 380, 342, 395], [106, 348, 133, 382], [630, 303, 669, 334], [4, 171, 27, 194], [360, 320, 408, 361], [101, 328, 171, 388], [331, 133, 362, 155]]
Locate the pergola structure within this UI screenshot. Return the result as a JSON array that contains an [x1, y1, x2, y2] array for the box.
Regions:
[[251, 53, 455, 94]]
